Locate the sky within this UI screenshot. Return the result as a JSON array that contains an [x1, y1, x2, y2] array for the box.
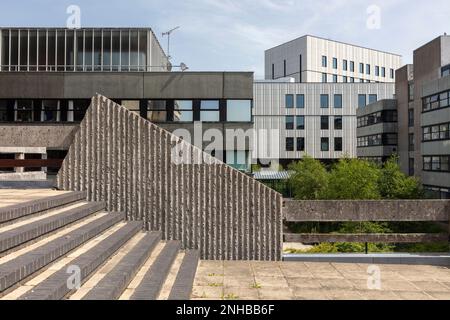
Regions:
[[1, 0, 449, 79]]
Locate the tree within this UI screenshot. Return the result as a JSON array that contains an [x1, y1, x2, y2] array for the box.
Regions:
[[378, 156, 423, 199], [325, 158, 381, 200], [288, 156, 328, 200]]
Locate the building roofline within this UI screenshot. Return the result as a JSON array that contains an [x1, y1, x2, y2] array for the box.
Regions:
[[265, 34, 402, 57], [413, 34, 450, 54]]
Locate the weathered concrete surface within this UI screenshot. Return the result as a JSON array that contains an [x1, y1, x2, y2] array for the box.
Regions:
[[57, 95, 282, 261], [0, 171, 46, 181], [284, 200, 450, 222], [284, 233, 449, 244]]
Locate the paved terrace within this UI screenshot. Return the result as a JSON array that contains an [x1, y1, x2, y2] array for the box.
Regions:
[[0, 189, 69, 208]]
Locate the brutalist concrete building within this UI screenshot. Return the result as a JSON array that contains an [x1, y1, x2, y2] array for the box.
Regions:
[[0, 28, 253, 174], [396, 35, 450, 199]]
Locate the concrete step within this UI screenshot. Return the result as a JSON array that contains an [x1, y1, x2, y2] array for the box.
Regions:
[[0, 191, 86, 224], [0, 202, 105, 254], [81, 232, 162, 300], [168, 250, 200, 300], [19, 221, 142, 300], [0, 212, 125, 294], [130, 241, 181, 300]]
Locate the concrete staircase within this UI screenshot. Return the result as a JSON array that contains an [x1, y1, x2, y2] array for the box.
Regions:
[[0, 191, 199, 300]]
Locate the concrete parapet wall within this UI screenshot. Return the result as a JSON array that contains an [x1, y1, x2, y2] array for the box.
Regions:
[[56, 95, 282, 261]]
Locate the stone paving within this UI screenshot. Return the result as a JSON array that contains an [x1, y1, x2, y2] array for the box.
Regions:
[[192, 261, 450, 300], [0, 189, 67, 208]]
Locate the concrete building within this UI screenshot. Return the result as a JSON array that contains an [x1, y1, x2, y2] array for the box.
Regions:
[[356, 99, 398, 164], [396, 35, 450, 199], [0, 28, 254, 174], [265, 35, 402, 83], [253, 82, 395, 166]]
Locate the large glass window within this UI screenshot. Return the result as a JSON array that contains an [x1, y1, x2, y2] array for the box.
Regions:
[[29, 30, 37, 71], [103, 30, 111, 71], [76, 30, 84, 71], [350, 61, 355, 72], [286, 138, 294, 152], [359, 63, 364, 74], [174, 100, 193, 122], [93, 30, 102, 71], [112, 30, 120, 71], [334, 116, 343, 130], [227, 100, 251, 122], [200, 100, 220, 122], [423, 123, 450, 141], [10, 30, 19, 70], [1, 31, 9, 70], [322, 56, 327, 68], [19, 30, 28, 71], [226, 150, 249, 172], [335, 137, 343, 151], [15, 100, 34, 122], [56, 30, 65, 71], [320, 94, 329, 108], [423, 90, 450, 112], [332, 75, 338, 83], [296, 94, 304, 108], [334, 94, 342, 108], [285, 94, 294, 108], [42, 100, 59, 122], [332, 58, 337, 69], [321, 138, 329, 151], [297, 137, 305, 152], [121, 30, 130, 71], [139, 31, 147, 71], [66, 30, 74, 71], [130, 30, 139, 71], [423, 156, 450, 172], [366, 64, 371, 75], [375, 66, 380, 77], [343, 60, 348, 71], [73, 100, 90, 122], [322, 73, 327, 83], [321, 116, 329, 130], [296, 116, 305, 130], [0, 100, 8, 121], [368, 94, 378, 104], [84, 30, 93, 71], [358, 94, 367, 108], [147, 100, 167, 122], [285, 116, 294, 130]]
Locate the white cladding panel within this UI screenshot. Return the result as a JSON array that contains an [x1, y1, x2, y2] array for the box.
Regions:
[[253, 82, 396, 161]]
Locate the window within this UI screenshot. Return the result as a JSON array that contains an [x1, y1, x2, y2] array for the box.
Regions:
[[423, 123, 450, 141], [322, 73, 327, 83], [408, 83, 415, 102], [174, 100, 194, 122], [381, 67, 386, 77], [226, 150, 249, 172], [408, 109, 414, 127], [366, 64, 371, 75], [286, 138, 294, 151], [334, 116, 343, 130], [442, 65, 450, 77], [147, 100, 167, 122], [286, 116, 294, 130], [103, 30, 111, 71], [343, 76, 348, 83], [358, 94, 367, 108], [227, 100, 251, 122], [0, 100, 8, 121], [322, 56, 327, 68], [296, 116, 305, 130], [423, 90, 449, 112], [423, 156, 450, 172], [285, 94, 294, 108], [357, 133, 397, 147], [42, 100, 59, 122], [283, 60, 286, 77], [332, 74, 338, 83], [359, 63, 364, 74], [321, 138, 329, 151], [130, 30, 139, 71], [200, 100, 220, 122], [335, 137, 343, 151], [334, 94, 342, 108], [409, 158, 415, 176], [73, 100, 90, 122], [320, 94, 329, 108], [333, 58, 337, 69], [350, 61, 355, 72], [15, 100, 34, 122], [368, 94, 378, 104], [296, 94, 305, 108], [296, 137, 305, 152], [390, 68, 395, 79], [357, 110, 397, 128], [350, 77, 355, 83], [409, 133, 415, 151], [272, 64, 275, 80], [321, 116, 329, 130], [375, 66, 380, 77], [343, 60, 348, 71], [121, 30, 130, 71]]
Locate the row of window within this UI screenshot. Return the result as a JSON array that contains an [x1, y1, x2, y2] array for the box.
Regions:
[[357, 133, 397, 147], [0, 99, 252, 123], [0, 29, 151, 72], [321, 56, 395, 79], [423, 156, 450, 172], [285, 137, 343, 152], [285, 94, 377, 109], [285, 116, 342, 130], [423, 122, 450, 142], [321, 74, 385, 84], [442, 65, 450, 77], [424, 185, 450, 200], [357, 110, 398, 128], [423, 90, 450, 112], [358, 94, 378, 108]]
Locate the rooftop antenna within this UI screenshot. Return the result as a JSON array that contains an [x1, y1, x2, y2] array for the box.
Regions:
[[162, 26, 180, 61]]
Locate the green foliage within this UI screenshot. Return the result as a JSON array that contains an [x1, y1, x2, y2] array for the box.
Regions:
[[325, 158, 381, 200], [288, 156, 329, 200], [378, 156, 423, 199], [292, 242, 395, 254], [251, 164, 262, 172]]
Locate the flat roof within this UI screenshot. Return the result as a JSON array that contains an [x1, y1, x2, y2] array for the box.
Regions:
[[265, 34, 402, 57]]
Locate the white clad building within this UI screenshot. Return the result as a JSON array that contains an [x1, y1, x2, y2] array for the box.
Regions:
[[265, 35, 401, 84]]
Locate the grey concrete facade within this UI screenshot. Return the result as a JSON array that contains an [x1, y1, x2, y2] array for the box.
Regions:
[[356, 99, 398, 160], [57, 95, 283, 261]]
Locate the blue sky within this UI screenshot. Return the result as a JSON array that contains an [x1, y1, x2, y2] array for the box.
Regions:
[[1, 0, 449, 78]]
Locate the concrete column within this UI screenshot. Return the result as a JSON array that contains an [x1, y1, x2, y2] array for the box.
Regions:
[[15, 153, 25, 173]]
